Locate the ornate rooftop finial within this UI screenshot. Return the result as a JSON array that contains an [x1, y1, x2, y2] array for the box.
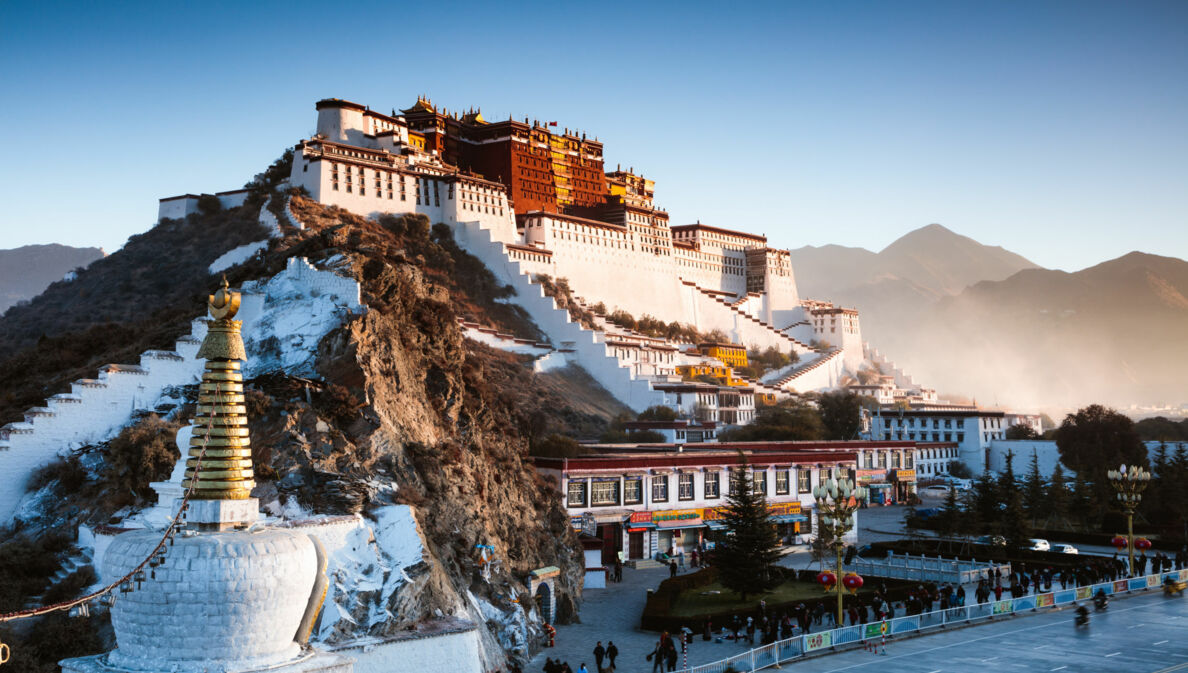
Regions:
[[185, 277, 254, 501]]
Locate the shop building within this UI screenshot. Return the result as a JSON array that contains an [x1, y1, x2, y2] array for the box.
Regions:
[[534, 445, 859, 565]]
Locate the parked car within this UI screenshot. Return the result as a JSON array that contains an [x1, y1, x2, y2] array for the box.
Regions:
[[919, 485, 951, 498], [976, 535, 1007, 546], [1053, 543, 1079, 554], [1029, 538, 1051, 552]]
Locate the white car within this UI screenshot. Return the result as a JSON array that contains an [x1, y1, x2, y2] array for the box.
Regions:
[[1029, 538, 1051, 552], [919, 485, 951, 498], [1052, 544, 1079, 554]]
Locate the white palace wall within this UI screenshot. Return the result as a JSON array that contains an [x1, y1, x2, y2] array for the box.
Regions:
[[291, 151, 518, 244]]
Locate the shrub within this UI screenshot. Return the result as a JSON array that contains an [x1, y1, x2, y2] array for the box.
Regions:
[[196, 193, 222, 214], [103, 414, 181, 505], [27, 456, 88, 494], [638, 406, 678, 422], [313, 384, 362, 426], [530, 434, 592, 458]]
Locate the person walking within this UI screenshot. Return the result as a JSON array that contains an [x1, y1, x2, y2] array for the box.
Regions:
[[606, 642, 617, 670], [593, 642, 605, 673], [745, 615, 755, 644], [578, 664, 589, 673], [665, 641, 678, 672], [669, 558, 678, 578], [649, 643, 664, 673]]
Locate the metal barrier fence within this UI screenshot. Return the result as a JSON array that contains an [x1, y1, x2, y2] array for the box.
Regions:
[[680, 569, 1188, 673], [847, 552, 1011, 585]]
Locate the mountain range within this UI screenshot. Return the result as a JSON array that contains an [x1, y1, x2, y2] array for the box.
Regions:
[[0, 244, 105, 315], [789, 225, 1188, 411]]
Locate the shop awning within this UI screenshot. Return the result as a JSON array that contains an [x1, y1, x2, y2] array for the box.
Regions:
[[706, 521, 729, 531], [656, 518, 704, 530], [770, 514, 808, 524], [867, 482, 893, 489], [627, 523, 656, 532]]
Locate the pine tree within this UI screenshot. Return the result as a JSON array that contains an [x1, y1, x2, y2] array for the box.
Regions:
[[1022, 452, 1046, 527], [1146, 442, 1171, 525], [1046, 463, 1070, 528], [712, 453, 781, 600], [1002, 489, 1032, 550], [971, 468, 1000, 534], [937, 485, 963, 539], [1071, 470, 1094, 530], [1169, 443, 1188, 527]]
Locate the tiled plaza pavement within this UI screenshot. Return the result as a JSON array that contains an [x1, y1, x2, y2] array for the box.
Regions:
[[532, 504, 1175, 673], [789, 590, 1188, 673], [529, 563, 773, 673]]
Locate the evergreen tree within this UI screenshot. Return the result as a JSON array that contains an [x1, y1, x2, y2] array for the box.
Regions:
[[1022, 452, 1046, 527], [1002, 489, 1032, 550], [712, 453, 781, 600], [817, 391, 862, 440], [971, 468, 1000, 534], [937, 486, 963, 539], [997, 450, 1020, 501], [1071, 470, 1094, 530], [1169, 443, 1188, 527], [1056, 404, 1147, 519], [1046, 463, 1070, 528], [1145, 442, 1171, 525]]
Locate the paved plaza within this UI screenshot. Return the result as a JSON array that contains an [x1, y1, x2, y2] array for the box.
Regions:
[[790, 591, 1188, 673], [532, 504, 1188, 673]]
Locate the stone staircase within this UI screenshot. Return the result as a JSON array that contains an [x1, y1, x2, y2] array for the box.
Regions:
[[764, 348, 845, 392], [627, 558, 667, 570], [682, 281, 817, 356], [447, 217, 669, 412], [25, 547, 94, 608]]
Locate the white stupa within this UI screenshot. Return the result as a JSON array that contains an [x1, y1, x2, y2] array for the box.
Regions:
[[62, 280, 351, 673]]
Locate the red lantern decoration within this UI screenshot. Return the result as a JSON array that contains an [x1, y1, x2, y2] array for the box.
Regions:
[[842, 573, 864, 594], [1111, 535, 1128, 550], [817, 571, 837, 589], [1135, 538, 1152, 551]]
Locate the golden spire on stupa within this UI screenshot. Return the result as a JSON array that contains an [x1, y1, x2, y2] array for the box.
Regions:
[[183, 277, 256, 500]]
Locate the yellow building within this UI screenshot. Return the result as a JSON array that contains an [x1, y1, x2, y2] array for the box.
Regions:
[[697, 342, 748, 369]]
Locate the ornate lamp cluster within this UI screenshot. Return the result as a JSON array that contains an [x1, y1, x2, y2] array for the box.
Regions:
[[813, 476, 868, 626], [1107, 464, 1151, 577]]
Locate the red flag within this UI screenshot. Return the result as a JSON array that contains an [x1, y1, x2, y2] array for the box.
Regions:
[[548, 121, 558, 127]]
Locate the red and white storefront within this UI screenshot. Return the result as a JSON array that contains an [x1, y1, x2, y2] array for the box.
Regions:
[[534, 444, 863, 564]]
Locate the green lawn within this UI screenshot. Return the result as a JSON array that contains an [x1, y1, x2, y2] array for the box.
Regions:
[[668, 579, 870, 618]]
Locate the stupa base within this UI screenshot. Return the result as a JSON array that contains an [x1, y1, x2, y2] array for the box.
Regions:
[[61, 650, 353, 673]]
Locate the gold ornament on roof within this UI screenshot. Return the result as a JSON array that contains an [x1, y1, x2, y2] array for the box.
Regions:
[[184, 277, 255, 500]]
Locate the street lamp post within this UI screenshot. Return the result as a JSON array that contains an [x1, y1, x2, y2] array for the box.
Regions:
[[813, 476, 869, 627], [1107, 464, 1150, 577]]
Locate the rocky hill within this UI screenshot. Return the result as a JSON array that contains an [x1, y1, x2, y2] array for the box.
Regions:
[[0, 244, 105, 315], [0, 194, 614, 670]]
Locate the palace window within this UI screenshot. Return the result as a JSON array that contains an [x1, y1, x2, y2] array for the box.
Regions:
[[704, 471, 720, 499], [567, 479, 587, 508], [775, 469, 790, 495], [624, 478, 643, 505], [892, 452, 901, 469], [753, 469, 767, 496], [652, 475, 669, 502], [678, 473, 695, 501], [590, 479, 620, 507], [798, 469, 811, 494]]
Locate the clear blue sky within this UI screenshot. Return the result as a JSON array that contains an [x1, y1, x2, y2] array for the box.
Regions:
[[1, 1, 1184, 271]]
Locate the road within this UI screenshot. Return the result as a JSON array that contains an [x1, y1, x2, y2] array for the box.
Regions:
[[789, 590, 1188, 673]]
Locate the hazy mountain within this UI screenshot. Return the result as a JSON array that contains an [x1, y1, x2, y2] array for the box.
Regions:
[[890, 252, 1188, 410], [790, 223, 1039, 301], [0, 244, 105, 314], [789, 224, 1041, 361]]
